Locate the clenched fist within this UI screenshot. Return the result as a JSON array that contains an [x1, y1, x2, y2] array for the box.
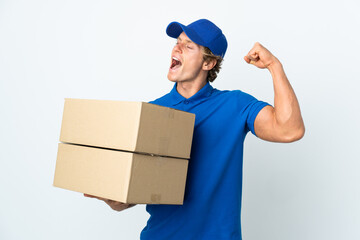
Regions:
[[244, 42, 280, 69]]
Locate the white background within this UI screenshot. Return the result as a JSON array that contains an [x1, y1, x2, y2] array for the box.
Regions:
[[1, 0, 359, 239]]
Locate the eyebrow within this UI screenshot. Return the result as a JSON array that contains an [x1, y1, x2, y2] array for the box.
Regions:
[[177, 37, 194, 44]]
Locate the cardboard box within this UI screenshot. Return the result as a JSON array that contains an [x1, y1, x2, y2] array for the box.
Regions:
[[54, 143, 189, 204], [60, 99, 195, 159]]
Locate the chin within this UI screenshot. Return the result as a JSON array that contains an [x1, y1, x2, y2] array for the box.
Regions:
[[167, 73, 177, 82]]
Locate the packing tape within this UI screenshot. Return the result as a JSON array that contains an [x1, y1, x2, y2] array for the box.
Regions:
[[151, 194, 161, 203]]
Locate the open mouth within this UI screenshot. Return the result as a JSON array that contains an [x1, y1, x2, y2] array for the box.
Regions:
[[170, 57, 182, 69]]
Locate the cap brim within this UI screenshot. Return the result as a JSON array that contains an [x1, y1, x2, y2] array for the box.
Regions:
[[166, 21, 206, 46]]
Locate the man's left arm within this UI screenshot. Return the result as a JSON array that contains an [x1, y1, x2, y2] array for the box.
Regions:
[[244, 42, 305, 143]]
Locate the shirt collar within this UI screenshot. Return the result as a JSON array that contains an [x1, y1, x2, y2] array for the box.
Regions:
[[169, 82, 214, 106]]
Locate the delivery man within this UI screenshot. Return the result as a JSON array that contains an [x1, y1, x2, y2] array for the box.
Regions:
[[85, 19, 305, 239]]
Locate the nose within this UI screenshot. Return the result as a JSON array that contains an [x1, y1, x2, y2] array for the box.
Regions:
[[173, 43, 183, 54]]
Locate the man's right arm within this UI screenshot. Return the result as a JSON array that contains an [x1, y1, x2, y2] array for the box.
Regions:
[[244, 42, 305, 142]]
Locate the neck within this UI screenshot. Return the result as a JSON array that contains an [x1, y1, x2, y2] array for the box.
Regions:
[[177, 80, 207, 99], [175, 70, 208, 99]]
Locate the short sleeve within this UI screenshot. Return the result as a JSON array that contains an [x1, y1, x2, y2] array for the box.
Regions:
[[246, 100, 270, 136], [234, 90, 270, 137]]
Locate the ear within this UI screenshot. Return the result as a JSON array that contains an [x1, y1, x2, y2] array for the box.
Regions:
[[202, 59, 217, 71]]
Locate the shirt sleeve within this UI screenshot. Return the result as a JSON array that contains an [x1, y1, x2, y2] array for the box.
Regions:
[[246, 100, 270, 136], [234, 90, 271, 137]]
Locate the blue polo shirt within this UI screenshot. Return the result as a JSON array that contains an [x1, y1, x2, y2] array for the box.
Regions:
[[140, 82, 270, 240]]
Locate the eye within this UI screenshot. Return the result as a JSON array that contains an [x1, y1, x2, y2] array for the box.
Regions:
[[186, 44, 193, 49]]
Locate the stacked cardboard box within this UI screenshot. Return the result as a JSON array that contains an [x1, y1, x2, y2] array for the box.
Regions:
[[53, 99, 195, 205]]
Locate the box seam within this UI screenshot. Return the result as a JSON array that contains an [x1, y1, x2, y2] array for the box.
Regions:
[[125, 154, 135, 203]]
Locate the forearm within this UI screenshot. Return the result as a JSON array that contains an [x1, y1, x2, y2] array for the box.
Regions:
[[268, 60, 305, 140]]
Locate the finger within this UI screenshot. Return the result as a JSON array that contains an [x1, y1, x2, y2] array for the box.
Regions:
[[246, 46, 260, 61], [104, 199, 115, 204], [247, 55, 259, 64], [250, 52, 259, 59], [247, 54, 259, 62], [84, 193, 108, 201], [84, 193, 96, 198], [244, 56, 258, 65], [96, 196, 109, 201]]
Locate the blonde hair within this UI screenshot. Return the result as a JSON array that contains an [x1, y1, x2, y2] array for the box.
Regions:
[[202, 47, 224, 82]]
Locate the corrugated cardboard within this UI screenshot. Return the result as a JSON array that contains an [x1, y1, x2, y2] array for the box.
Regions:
[[54, 143, 189, 204], [60, 99, 195, 159]]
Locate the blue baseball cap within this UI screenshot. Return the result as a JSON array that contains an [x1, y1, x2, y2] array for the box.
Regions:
[[166, 19, 228, 58]]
